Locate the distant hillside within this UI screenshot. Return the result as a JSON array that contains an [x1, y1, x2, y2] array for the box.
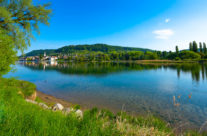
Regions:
[[25, 44, 154, 56], [25, 49, 55, 56]]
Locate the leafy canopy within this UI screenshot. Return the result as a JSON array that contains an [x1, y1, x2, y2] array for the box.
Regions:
[[0, 0, 51, 52], [0, 0, 51, 76]]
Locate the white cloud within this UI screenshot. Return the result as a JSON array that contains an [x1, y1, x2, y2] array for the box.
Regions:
[[165, 18, 170, 23], [153, 29, 174, 40]]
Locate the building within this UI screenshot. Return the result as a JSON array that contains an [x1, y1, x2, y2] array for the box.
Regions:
[[49, 56, 58, 62]]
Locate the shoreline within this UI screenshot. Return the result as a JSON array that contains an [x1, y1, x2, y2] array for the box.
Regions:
[[36, 91, 89, 111], [36, 91, 73, 108], [36, 89, 197, 134], [19, 59, 207, 64]]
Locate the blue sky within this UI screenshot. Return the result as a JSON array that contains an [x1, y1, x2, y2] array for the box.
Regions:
[[29, 0, 207, 53]]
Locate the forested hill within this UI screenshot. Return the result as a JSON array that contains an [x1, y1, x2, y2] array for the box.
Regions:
[[25, 44, 153, 56]]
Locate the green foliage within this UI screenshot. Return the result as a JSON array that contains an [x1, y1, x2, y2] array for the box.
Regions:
[[167, 52, 177, 60], [56, 44, 153, 54], [25, 44, 153, 56], [127, 51, 144, 60], [179, 51, 201, 60], [193, 41, 198, 52], [175, 45, 179, 54], [0, 0, 52, 52], [0, 0, 51, 76], [0, 29, 17, 76], [203, 42, 207, 54], [143, 51, 158, 60], [25, 42, 207, 62], [73, 104, 81, 110], [0, 78, 36, 97], [174, 57, 181, 61], [199, 42, 203, 53], [189, 42, 193, 51]]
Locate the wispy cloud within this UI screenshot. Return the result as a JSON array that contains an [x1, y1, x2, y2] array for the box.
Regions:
[[165, 18, 170, 23], [153, 29, 174, 39]]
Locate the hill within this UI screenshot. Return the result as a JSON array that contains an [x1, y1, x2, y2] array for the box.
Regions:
[[25, 44, 154, 56]]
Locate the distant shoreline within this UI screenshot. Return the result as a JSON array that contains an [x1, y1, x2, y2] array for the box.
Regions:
[[19, 59, 207, 64]]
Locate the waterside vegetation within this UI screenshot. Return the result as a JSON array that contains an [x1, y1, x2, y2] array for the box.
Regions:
[[1, 77, 207, 136], [23, 41, 207, 62], [0, 78, 174, 136]]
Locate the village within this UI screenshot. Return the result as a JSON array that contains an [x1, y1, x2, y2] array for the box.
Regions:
[[19, 52, 59, 62]]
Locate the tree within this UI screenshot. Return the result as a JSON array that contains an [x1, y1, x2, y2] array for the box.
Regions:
[[143, 51, 158, 60], [199, 42, 203, 53], [189, 42, 193, 51], [162, 51, 167, 59], [192, 41, 198, 52], [0, 29, 17, 75], [175, 45, 179, 55], [0, 0, 51, 76], [0, 0, 51, 52], [203, 42, 207, 54], [167, 52, 177, 60]]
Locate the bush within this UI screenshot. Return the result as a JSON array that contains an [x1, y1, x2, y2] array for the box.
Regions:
[[167, 52, 177, 60], [174, 57, 181, 61], [143, 51, 158, 60], [179, 51, 201, 60]]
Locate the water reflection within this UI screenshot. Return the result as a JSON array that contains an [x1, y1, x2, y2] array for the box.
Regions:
[[20, 61, 207, 82]]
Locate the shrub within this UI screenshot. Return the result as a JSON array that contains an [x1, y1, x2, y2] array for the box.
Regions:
[[179, 51, 201, 60], [144, 51, 158, 60], [175, 57, 181, 61]]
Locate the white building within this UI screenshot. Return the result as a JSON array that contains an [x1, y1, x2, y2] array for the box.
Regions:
[[49, 56, 58, 62]]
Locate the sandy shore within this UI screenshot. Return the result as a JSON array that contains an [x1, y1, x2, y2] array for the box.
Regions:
[[36, 91, 73, 108]]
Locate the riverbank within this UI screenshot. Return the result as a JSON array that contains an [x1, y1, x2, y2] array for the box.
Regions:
[[36, 91, 73, 108], [0, 77, 176, 136], [20, 59, 207, 65], [1, 77, 205, 135]]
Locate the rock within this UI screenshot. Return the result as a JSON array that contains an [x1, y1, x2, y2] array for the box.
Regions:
[[39, 103, 49, 109], [63, 108, 71, 114], [26, 99, 38, 104], [75, 109, 83, 117], [52, 103, 64, 111]]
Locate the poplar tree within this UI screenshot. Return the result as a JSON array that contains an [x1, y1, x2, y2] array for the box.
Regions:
[[189, 42, 193, 51], [199, 42, 203, 53], [203, 42, 207, 54], [192, 41, 198, 52], [175, 45, 179, 54], [0, 0, 51, 75]]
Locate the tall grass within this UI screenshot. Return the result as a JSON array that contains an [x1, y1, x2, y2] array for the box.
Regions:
[[0, 78, 203, 136]]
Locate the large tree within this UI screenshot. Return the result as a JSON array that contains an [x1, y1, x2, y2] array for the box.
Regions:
[[0, 0, 51, 76]]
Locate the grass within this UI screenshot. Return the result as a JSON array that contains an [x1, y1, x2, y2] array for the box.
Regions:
[[0, 77, 205, 136]]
